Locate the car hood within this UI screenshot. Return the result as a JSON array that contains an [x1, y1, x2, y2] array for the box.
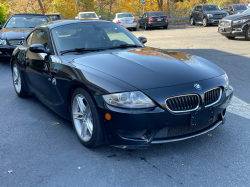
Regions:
[[204, 10, 227, 14], [0, 28, 32, 40], [70, 47, 223, 90], [222, 13, 250, 20]]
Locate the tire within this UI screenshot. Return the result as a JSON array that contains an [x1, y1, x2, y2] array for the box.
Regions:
[[71, 88, 105, 148], [203, 18, 208, 27], [164, 24, 168, 29], [226, 36, 235, 40], [244, 26, 250, 41], [12, 62, 28, 97], [190, 17, 195, 25]]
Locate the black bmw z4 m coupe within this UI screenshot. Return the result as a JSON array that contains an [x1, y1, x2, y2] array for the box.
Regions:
[[11, 20, 233, 149]]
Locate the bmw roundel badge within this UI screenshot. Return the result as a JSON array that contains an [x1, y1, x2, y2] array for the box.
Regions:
[[52, 78, 57, 85], [194, 83, 202, 90]]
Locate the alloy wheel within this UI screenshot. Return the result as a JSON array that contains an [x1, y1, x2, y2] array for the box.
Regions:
[[72, 94, 93, 142], [190, 17, 194, 25], [12, 64, 21, 93], [145, 23, 147, 30], [248, 27, 250, 37], [203, 18, 207, 27]]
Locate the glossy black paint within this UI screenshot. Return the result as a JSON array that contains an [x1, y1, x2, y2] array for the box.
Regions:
[[223, 4, 247, 15], [0, 14, 50, 58], [11, 20, 233, 148], [218, 13, 250, 38]]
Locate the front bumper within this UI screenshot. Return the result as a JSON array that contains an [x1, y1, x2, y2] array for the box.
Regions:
[[0, 45, 16, 58], [208, 18, 223, 25], [95, 77, 234, 149], [218, 23, 245, 37]]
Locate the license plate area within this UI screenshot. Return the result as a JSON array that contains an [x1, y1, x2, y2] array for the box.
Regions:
[[190, 108, 215, 127], [157, 18, 162, 21]]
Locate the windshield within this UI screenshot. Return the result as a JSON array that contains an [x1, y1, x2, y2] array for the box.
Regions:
[[203, 5, 221, 11], [5, 16, 48, 28], [233, 5, 247, 10], [48, 15, 61, 21], [52, 22, 143, 53], [117, 14, 133, 18], [79, 13, 97, 19], [242, 8, 250, 13], [148, 12, 165, 17]]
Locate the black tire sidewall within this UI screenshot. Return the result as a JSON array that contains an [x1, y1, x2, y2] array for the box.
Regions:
[[70, 88, 104, 148], [245, 26, 250, 41]]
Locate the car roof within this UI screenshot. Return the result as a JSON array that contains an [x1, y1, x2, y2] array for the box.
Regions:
[[116, 13, 132, 14], [38, 19, 109, 29], [45, 13, 61, 15], [78, 12, 96, 14], [13, 14, 47, 16]]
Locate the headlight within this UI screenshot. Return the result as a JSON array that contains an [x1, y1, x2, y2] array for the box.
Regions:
[[222, 73, 229, 90], [0, 39, 7, 45], [102, 91, 156, 109], [207, 14, 213, 18], [233, 18, 250, 24]]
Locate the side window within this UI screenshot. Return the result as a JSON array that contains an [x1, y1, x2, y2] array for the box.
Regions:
[[198, 6, 202, 11], [31, 29, 50, 50]]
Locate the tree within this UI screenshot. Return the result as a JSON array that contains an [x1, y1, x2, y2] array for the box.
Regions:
[[0, 3, 9, 25]]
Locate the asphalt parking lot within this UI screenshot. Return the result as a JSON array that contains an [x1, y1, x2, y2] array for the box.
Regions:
[[1, 24, 250, 186]]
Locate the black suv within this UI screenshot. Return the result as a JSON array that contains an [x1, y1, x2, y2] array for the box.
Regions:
[[218, 10, 250, 40], [0, 14, 50, 58], [190, 4, 229, 27], [222, 4, 248, 15]]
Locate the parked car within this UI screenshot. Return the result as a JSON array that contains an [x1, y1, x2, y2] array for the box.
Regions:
[[218, 11, 250, 40], [112, 13, 137, 31], [0, 14, 50, 58], [241, 8, 250, 14], [137, 11, 169, 30], [222, 4, 247, 15], [11, 19, 233, 149], [75, 12, 100, 20], [45, 13, 63, 21], [190, 4, 229, 27]]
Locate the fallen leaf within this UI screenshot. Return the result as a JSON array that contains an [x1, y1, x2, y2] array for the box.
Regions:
[[78, 167, 81, 169], [8, 170, 13, 173], [208, 134, 212, 136], [52, 122, 59, 125]]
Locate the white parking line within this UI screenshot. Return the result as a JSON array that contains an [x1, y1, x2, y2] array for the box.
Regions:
[[228, 96, 250, 120]]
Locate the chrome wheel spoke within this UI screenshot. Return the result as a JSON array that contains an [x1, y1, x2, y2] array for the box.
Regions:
[[76, 96, 86, 113], [73, 112, 84, 120], [13, 65, 21, 93], [80, 124, 88, 138]]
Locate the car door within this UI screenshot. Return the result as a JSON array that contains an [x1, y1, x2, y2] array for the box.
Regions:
[[24, 29, 52, 102], [192, 6, 198, 21], [196, 6, 203, 22]]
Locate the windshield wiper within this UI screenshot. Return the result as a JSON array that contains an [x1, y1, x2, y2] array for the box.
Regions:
[[60, 48, 102, 55], [108, 44, 142, 49]]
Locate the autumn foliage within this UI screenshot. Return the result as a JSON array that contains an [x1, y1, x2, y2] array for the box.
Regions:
[[1, 0, 249, 19]]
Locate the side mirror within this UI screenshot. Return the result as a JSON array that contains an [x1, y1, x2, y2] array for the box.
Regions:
[[138, 36, 147, 44], [75, 16, 78, 19], [139, 17, 143, 19], [29, 44, 49, 54]]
